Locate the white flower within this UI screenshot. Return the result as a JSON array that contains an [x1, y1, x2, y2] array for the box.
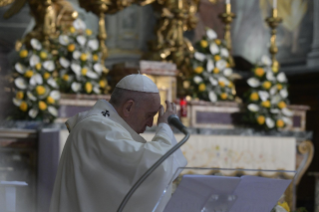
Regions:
[[88, 39, 99, 51], [28, 109, 38, 118], [271, 95, 281, 104], [283, 117, 292, 125], [223, 68, 232, 77], [59, 57, 70, 68], [15, 63, 26, 74], [72, 51, 80, 60], [30, 38, 42, 50], [282, 108, 293, 117], [270, 86, 277, 95], [43, 61, 55, 71], [274, 205, 288, 212], [50, 90, 61, 100], [73, 19, 86, 30], [209, 43, 219, 55], [47, 78, 58, 88], [280, 89, 288, 98], [216, 60, 227, 70], [258, 91, 269, 101], [261, 55, 271, 66], [76, 35, 86, 46], [266, 117, 275, 128], [266, 71, 275, 81], [220, 48, 229, 58], [71, 63, 81, 76], [270, 109, 280, 114], [93, 63, 103, 74], [193, 76, 203, 84], [209, 76, 218, 86], [86, 70, 98, 79], [30, 74, 43, 86], [277, 72, 287, 82], [29, 55, 40, 67], [27, 91, 37, 101], [194, 52, 206, 62], [15, 77, 27, 89], [209, 91, 217, 102], [248, 104, 259, 112], [71, 82, 81, 92], [93, 86, 101, 94], [218, 76, 229, 86], [48, 106, 58, 117], [59, 35, 70, 45], [13, 98, 22, 106], [247, 77, 260, 87], [206, 29, 217, 40], [206, 59, 214, 72]]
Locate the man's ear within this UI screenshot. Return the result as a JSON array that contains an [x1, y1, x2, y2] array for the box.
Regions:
[[122, 100, 134, 117]]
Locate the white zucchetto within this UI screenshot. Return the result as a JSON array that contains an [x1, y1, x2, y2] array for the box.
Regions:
[[115, 74, 159, 93]]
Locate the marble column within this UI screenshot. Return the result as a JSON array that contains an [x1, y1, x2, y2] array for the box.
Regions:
[[307, 0, 319, 67], [309, 172, 319, 212]]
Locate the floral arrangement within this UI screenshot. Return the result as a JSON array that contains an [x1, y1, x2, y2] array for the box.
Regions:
[[244, 56, 293, 130], [12, 38, 60, 122], [56, 19, 108, 94], [185, 28, 236, 102]]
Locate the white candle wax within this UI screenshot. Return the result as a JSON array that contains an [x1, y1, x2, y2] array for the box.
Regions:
[[273, 0, 277, 8], [226, 0, 230, 4]]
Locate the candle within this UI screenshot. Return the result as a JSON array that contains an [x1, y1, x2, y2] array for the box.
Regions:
[[273, 0, 277, 8], [226, 0, 230, 4]]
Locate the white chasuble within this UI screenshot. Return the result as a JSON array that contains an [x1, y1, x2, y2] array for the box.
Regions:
[[49, 100, 187, 212]]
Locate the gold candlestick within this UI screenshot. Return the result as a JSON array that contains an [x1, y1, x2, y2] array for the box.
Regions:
[[265, 8, 282, 72], [218, 3, 236, 67]]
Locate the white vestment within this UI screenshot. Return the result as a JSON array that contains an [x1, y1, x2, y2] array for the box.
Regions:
[[49, 100, 187, 212]]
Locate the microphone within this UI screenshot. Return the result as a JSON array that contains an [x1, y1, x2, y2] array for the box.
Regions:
[[168, 114, 187, 135]]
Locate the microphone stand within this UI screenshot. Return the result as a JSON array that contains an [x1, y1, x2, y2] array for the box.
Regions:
[[117, 115, 190, 212]]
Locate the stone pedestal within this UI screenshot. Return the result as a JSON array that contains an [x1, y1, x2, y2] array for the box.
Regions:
[[307, 0, 319, 67]]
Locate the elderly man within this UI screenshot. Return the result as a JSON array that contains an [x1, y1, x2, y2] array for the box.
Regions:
[[49, 74, 187, 212]]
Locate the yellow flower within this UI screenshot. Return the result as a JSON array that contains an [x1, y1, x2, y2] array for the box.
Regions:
[[24, 70, 34, 78], [226, 63, 230, 68], [272, 66, 279, 73], [43, 72, 51, 79], [19, 50, 28, 58], [255, 68, 265, 77], [278, 101, 287, 109], [36, 85, 46, 95], [46, 96, 55, 104], [278, 202, 290, 212], [220, 93, 228, 100], [262, 81, 272, 90], [228, 82, 234, 88], [277, 83, 283, 90], [218, 81, 225, 87], [198, 83, 206, 92], [69, 26, 76, 33], [62, 74, 69, 81], [85, 29, 92, 36], [85, 82, 93, 93], [67, 44, 75, 52], [38, 101, 47, 111], [213, 68, 220, 74], [35, 63, 42, 71], [250, 92, 259, 101], [261, 100, 271, 108], [214, 39, 221, 45], [200, 40, 208, 48], [99, 80, 106, 88], [40, 51, 47, 59], [93, 54, 99, 61], [257, 115, 265, 125], [214, 55, 221, 61], [81, 68, 88, 75], [19, 101, 28, 112], [16, 91, 24, 99], [194, 66, 204, 74], [80, 53, 87, 61], [276, 119, 285, 128]]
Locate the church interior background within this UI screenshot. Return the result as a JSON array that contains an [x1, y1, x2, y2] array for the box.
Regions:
[[0, 0, 319, 211]]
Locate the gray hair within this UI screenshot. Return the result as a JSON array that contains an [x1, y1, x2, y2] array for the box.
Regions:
[[109, 87, 150, 108]]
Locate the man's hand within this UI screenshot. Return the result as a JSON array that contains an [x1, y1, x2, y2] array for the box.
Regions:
[[158, 100, 177, 125]]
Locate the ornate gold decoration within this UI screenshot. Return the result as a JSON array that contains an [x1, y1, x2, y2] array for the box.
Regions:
[[265, 8, 282, 72], [296, 140, 314, 185], [218, 3, 236, 67]]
